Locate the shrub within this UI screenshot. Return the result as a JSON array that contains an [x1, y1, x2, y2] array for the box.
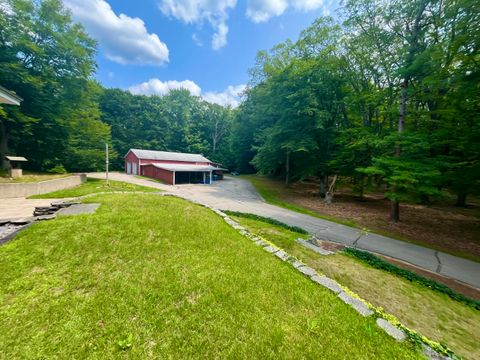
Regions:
[[48, 165, 67, 174]]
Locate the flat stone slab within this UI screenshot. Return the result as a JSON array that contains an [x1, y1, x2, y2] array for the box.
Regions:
[[263, 245, 278, 254], [291, 260, 304, 269], [36, 214, 57, 221], [51, 201, 80, 208], [297, 238, 333, 255], [311, 275, 343, 294], [254, 239, 268, 246], [274, 250, 289, 261], [10, 217, 34, 225], [376, 318, 406, 341], [338, 291, 374, 317], [422, 345, 449, 360], [297, 265, 317, 277], [57, 203, 100, 216]]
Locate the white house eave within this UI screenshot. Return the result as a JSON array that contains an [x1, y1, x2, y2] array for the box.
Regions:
[[0, 86, 22, 106]]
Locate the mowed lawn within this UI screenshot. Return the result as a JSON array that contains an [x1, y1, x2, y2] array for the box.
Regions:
[[230, 215, 480, 359], [0, 194, 423, 359]]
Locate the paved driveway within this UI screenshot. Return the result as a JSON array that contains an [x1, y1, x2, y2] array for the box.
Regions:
[[89, 172, 480, 289]]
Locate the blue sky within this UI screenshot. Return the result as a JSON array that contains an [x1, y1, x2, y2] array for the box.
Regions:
[[63, 0, 339, 106]]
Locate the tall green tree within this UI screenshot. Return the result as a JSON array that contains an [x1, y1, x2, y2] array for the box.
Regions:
[[0, 0, 107, 171]]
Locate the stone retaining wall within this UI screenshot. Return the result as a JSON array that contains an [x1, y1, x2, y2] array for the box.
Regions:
[[0, 174, 86, 198]]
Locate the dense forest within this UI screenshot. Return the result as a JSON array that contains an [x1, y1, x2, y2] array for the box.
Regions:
[[1, 0, 479, 221]]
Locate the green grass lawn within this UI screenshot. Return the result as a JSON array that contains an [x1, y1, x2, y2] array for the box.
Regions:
[[0, 193, 423, 359], [29, 178, 159, 199], [0, 170, 71, 183], [230, 214, 480, 359]]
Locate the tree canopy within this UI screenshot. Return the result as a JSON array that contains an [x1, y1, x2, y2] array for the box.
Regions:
[[1, 0, 478, 221], [230, 0, 480, 220]]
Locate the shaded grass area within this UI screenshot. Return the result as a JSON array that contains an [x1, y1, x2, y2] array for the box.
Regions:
[[0, 194, 422, 359], [0, 170, 70, 183], [230, 214, 480, 360], [241, 175, 358, 227], [28, 178, 158, 199], [241, 175, 480, 262], [344, 248, 480, 310]]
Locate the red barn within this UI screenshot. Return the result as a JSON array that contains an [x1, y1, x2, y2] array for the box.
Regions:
[[124, 149, 226, 185]]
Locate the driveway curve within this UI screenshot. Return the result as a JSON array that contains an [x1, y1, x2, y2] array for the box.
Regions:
[[88, 172, 480, 289]]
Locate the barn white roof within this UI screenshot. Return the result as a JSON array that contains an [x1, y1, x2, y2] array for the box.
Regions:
[[147, 163, 226, 172], [128, 149, 211, 163]]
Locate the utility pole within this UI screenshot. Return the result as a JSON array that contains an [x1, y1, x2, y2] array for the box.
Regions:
[[105, 143, 109, 186]]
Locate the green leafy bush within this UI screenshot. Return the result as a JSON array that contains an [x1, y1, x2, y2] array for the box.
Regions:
[[344, 248, 480, 310], [48, 165, 67, 174], [223, 211, 308, 234]]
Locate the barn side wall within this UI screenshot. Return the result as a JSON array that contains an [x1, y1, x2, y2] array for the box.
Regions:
[[141, 165, 174, 184]]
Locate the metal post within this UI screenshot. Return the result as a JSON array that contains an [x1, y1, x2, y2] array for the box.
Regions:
[[105, 143, 109, 186]]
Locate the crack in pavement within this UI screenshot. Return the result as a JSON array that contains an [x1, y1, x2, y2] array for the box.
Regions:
[[434, 251, 442, 273], [352, 232, 366, 248]]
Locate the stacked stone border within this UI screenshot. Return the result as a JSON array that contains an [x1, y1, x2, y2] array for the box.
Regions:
[[205, 205, 456, 360], [1, 191, 457, 359]]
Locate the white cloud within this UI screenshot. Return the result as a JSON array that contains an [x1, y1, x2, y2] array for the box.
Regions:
[[292, 0, 324, 11], [246, 0, 288, 23], [246, 0, 325, 23], [158, 0, 236, 50], [128, 79, 201, 97], [192, 33, 203, 47], [203, 84, 246, 108], [128, 79, 246, 108], [63, 0, 169, 66]]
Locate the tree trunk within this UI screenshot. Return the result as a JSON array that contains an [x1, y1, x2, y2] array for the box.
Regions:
[[0, 121, 9, 170], [285, 151, 290, 187], [390, 78, 408, 222], [456, 193, 467, 207], [318, 176, 327, 198], [390, 200, 400, 223]]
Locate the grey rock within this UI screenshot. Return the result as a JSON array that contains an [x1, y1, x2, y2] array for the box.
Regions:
[[310, 275, 343, 294], [296, 238, 333, 255], [422, 345, 450, 360], [264, 245, 278, 254], [274, 250, 289, 261], [297, 266, 317, 277], [254, 239, 268, 246], [291, 260, 304, 269], [36, 214, 57, 221], [0, 219, 11, 226], [10, 217, 34, 225], [376, 318, 406, 342], [338, 292, 374, 317], [51, 201, 80, 208]]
